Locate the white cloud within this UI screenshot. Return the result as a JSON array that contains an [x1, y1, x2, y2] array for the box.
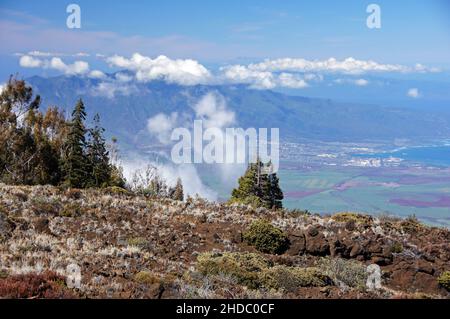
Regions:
[[246, 57, 438, 74], [354, 78, 369, 86], [17, 51, 91, 58], [49, 57, 89, 75], [106, 53, 212, 85], [407, 88, 420, 98], [147, 112, 180, 144], [26, 50, 58, 57], [19, 55, 90, 75], [115, 72, 133, 82], [334, 78, 369, 86], [121, 156, 218, 200], [278, 73, 309, 88], [192, 92, 235, 128], [16, 51, 440, 91], [90, 81, 137, 99], [74, 52, 90, 57], [0, 83, 5, 93], [19, 55, 43, 68], [88, 70, 106, 79], [221, 65, 313, 89], [221, 64, 276, 89]]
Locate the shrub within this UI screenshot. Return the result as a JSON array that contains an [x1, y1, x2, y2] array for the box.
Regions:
[[196, 252, 332, 292], [30, 197, 60, 216], [316, 257, 368, 290], [59, 203, 82, 217], [229, 195, 263, 208], [390, 241, 404, 254], [400, 214, 423, 234], [437, 271, 450, 291], [134, 271, 161, 285], [197, 252, 272, 289], [284, 208, 310, 218], [0, 271, 76, 298], [104, 186, 133, 197], [65, 188, 82, 200], [243, 220, 289, 254], [332, 212, 372, 224], [127, 237, 149, 249], [259, 265, 330, 291]]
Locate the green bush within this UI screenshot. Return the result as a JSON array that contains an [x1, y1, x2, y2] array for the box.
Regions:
[[437, 271, 450, 291], [400, 214, 423, 234], [196, 252, 332, 291], [316, 257, 368, 290], [104, 186, 133, 197], [127, 237, 149, 248], [197, 252, 272, 289], [30, 197, 60, 216], [134, 271, 161, 285], [243, 220, 289, 254], [332, 212, 372, 224], [259, 265, 330, 291], [59, 203, 82, 217], [390, 241, 403, 254]]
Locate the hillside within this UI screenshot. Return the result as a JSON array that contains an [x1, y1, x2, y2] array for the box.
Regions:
[[26, 75, 450, 149], [0, 184, 449, 299]]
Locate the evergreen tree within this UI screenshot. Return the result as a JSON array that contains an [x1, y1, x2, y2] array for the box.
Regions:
[[170, 178, 184, 201], [86, 113, 111, 187], [62, 99, 88, 188], [230, 159, 283, 209], [265, 172, 284, 209]]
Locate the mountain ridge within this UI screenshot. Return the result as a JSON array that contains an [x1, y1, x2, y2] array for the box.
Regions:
[[24, 74, 450, 150]]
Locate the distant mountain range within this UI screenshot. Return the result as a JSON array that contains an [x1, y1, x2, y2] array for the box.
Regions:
[[26, 74, 450, 150]]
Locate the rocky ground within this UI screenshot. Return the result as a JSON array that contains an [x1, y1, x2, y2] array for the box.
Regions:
[[0, 184, 449, 299]]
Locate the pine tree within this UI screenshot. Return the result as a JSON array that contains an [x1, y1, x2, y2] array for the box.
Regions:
[[230, 160, 263, 207], [86, 113, 111, 187], [170, 178, 184, 201], [266, 172, 284, 209], [230, 159, 283, 209], [62, 99, 88, 188]]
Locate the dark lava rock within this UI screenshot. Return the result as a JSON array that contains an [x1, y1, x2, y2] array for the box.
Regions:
[[305, 232, 330, 256], [287, 231, 306, 256]]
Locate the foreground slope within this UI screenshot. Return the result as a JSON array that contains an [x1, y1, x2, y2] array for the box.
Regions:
[[0, 184, 449, 298]]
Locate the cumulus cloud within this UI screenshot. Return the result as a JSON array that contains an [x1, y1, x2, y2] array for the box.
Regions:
[[115, 72, 133, 82], [334, 78, 369, 86], [106, 53, 212, 85], [407, 88, 420, 98], [19, 55, 43, 68], [147, 112, 180, 144], [16, 51, 90, 58], [88, 70, 106, 79], [49, 57, 89, 75], [278, 73, 309, 88], [146, 92, 235, 145], [221, 64, 276, 89], [19, 55, 90, 75], [221, 65, 311, 89], [246, 57, 437, 74], [354, 78, 369, 86], [192, 92, 235, 128], [90, 81, 137, 99], [17, 51, 440, 91], [121, 156, 218, 200]]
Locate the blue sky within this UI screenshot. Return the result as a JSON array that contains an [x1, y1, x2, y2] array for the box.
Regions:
[[0, 0, 449, 82], [1, 1, 450, 60]]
